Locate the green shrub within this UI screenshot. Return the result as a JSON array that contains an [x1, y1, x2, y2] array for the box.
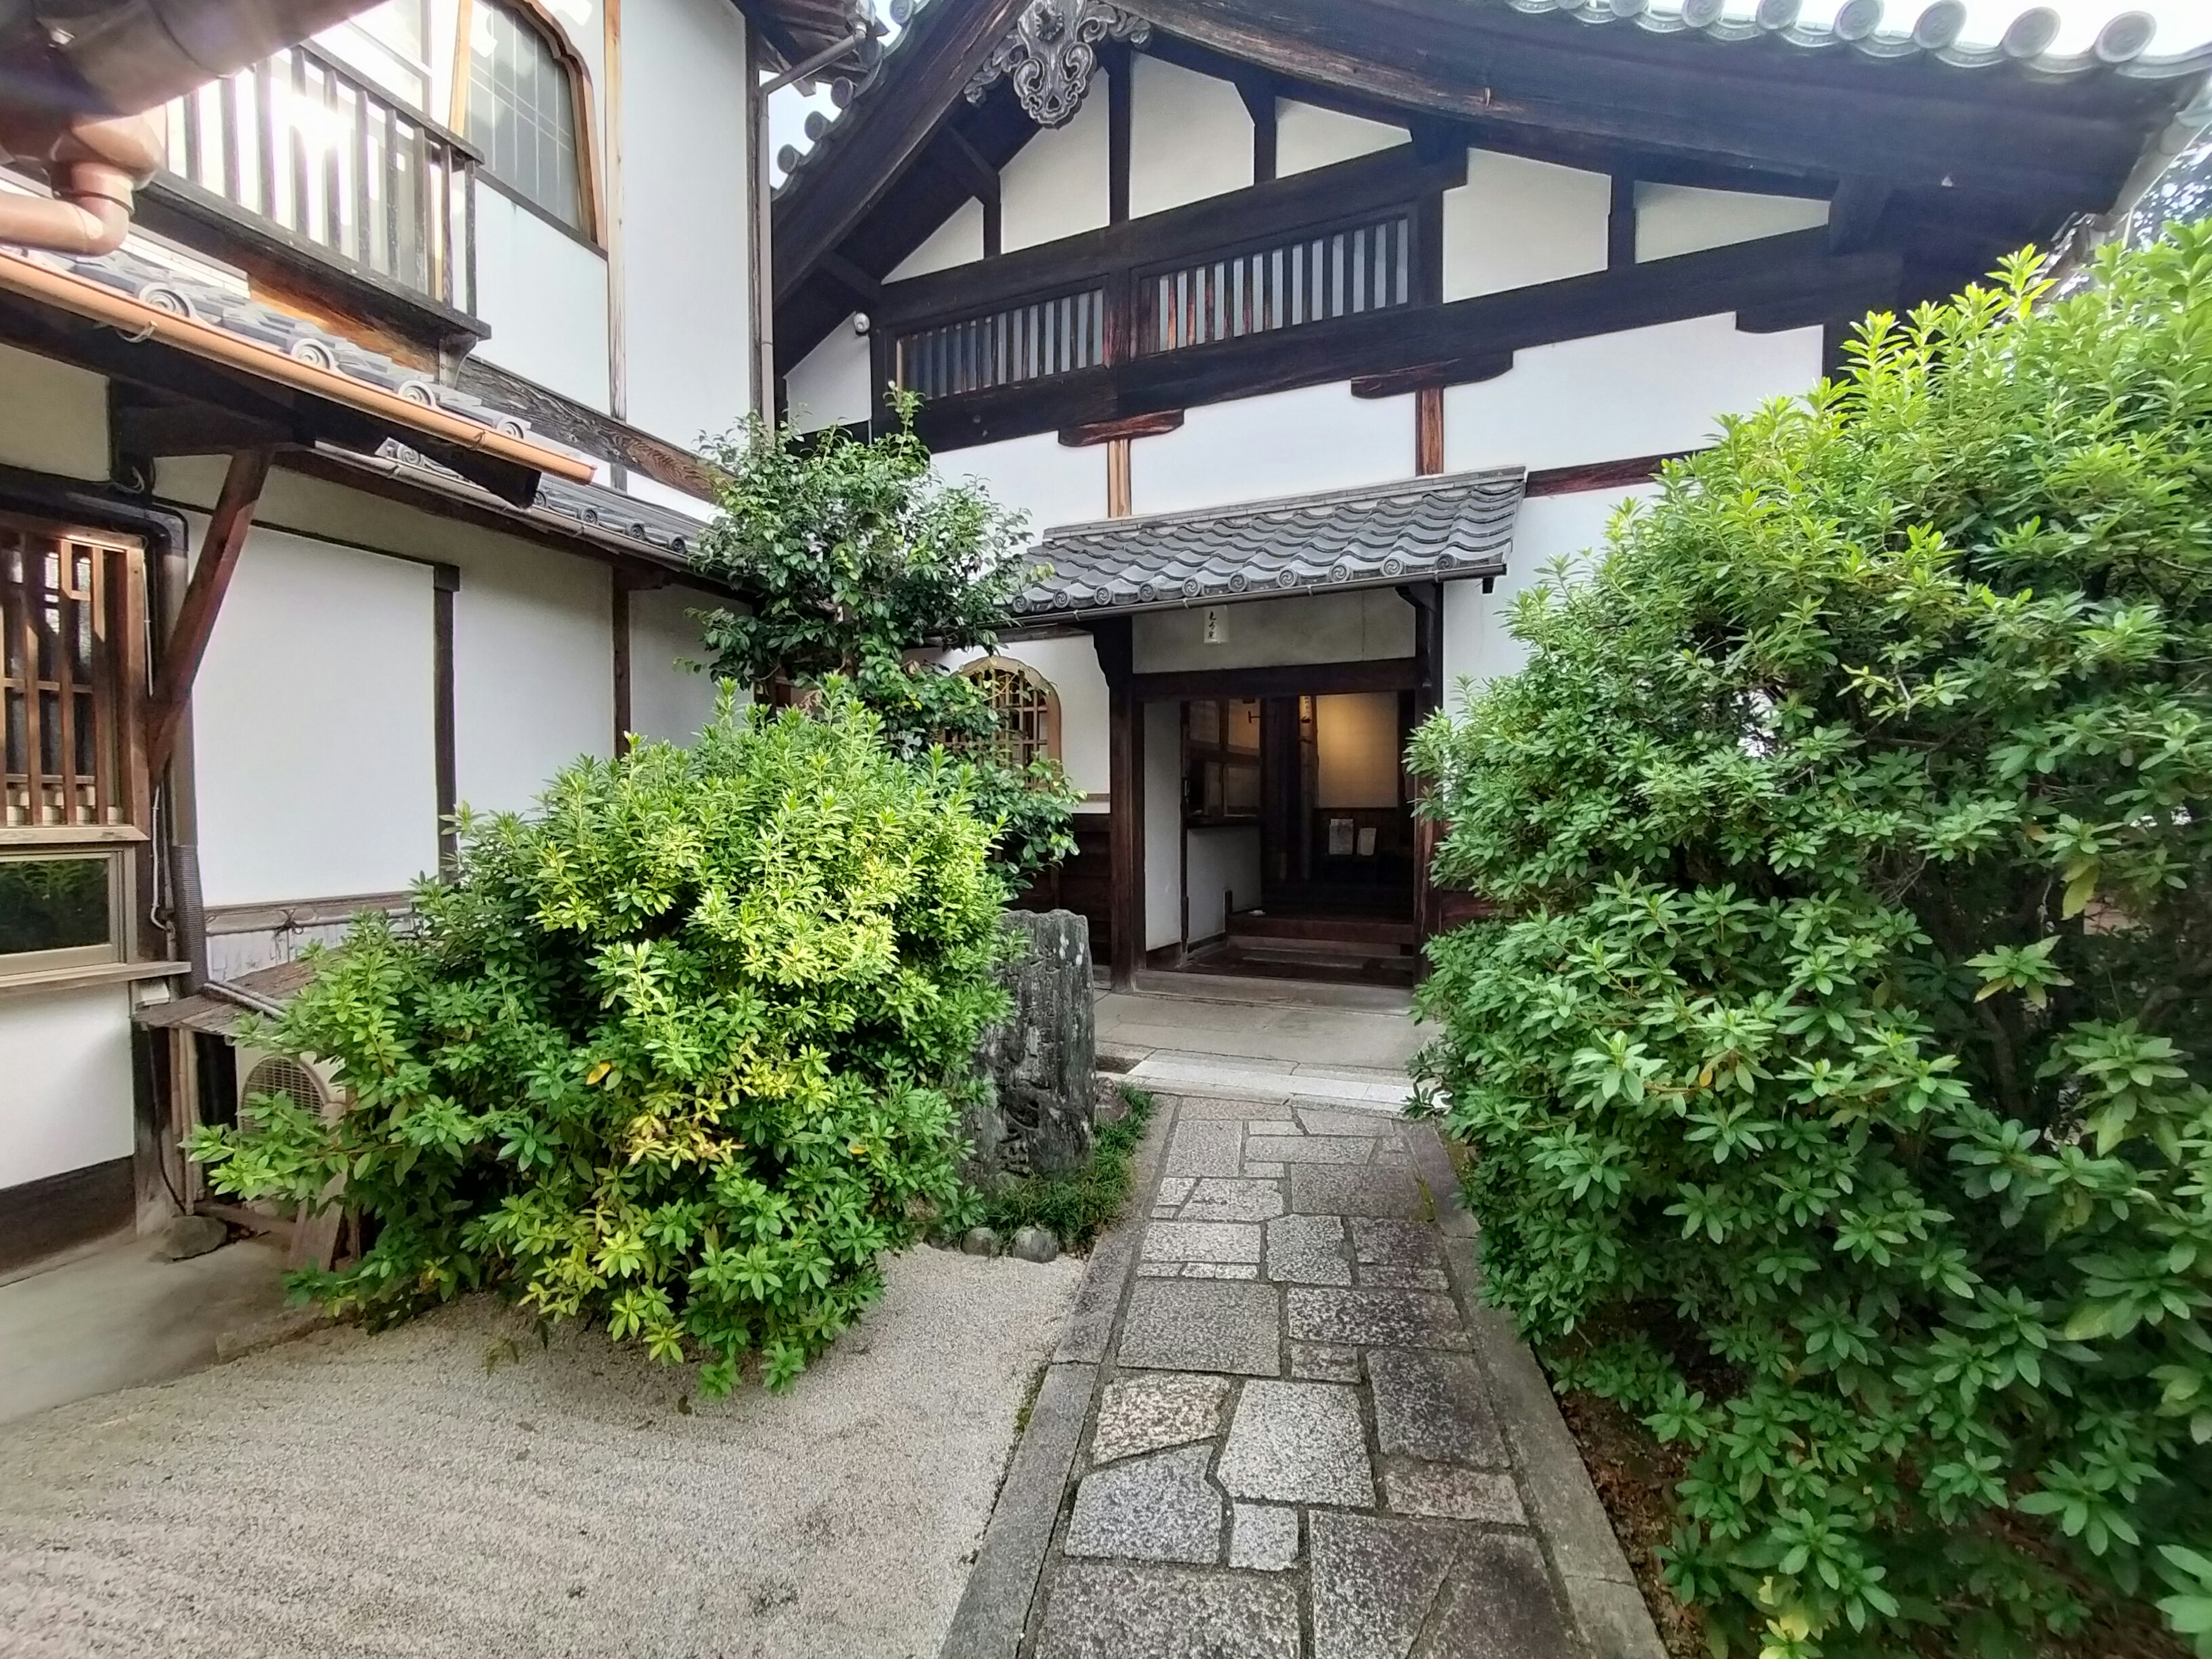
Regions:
[[1410, 233, 2212, 1657], [962, 1086, 1158, 1251], [190, 692, 1009, 1395]]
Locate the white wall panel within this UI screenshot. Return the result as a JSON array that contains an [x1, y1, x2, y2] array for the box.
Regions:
[[1131, 383, 1414, 517], [938, 432, 1109, 536], [1443, 151, 1608, 301], [891, 198, 986, 279], [1144, 699, 1182, 950], [450, 534, 614, 816], [620, 0, 752, 446], [1130, 56, 1251, 218], [1185, 825, 1261, 944], [195, 525, 439, 906], [628, 583, 725, 745], [1135, 588, 1414, 673], [940, 635, 1111, 801], [0, 344, 107, 480], [474, 188, 613, 410], [0, 986, 135, 1189], [1442, 316, 1821, 475], [1636, 184, 1828, 263], [1003, 92, 1111, 252], [1440, 484, 1660, 697], [786, 316, 874, 433], [1278, 100, 1405, 176], [622, 473, 715, 521]]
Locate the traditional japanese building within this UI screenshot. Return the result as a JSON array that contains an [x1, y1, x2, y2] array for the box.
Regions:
[[0, 0, 872, 1274], [770, 0, 2212, 989]]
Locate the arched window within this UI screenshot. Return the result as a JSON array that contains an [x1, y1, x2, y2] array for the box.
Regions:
[[960, 657, 1060, 771], [465, 0, 589, 234]]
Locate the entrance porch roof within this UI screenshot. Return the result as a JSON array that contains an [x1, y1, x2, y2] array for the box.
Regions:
[[1014, 467, 1522, 622]]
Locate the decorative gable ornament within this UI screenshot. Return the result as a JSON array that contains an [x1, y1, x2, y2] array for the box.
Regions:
[[965, 0, 1150, 128]]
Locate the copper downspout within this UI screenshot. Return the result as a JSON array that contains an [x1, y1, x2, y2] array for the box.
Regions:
[[0, 247, 597, 482], [0, 110, 162, 257]]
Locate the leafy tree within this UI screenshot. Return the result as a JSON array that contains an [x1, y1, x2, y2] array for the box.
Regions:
[[191, 694, 1007, 1396], [1411, 231, 2212, 1657], [690, 392, 1078, 885]]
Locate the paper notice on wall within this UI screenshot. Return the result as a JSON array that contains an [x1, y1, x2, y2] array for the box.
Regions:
[[1357, 826, 1378, 858], [1328, 817, 1355, 857]]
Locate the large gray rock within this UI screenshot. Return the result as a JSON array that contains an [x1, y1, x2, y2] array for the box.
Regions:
[[155, 1214, 228, 1261], [970, 910, 1097, 1180]]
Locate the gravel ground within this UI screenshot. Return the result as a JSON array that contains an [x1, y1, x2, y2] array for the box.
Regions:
[[0, 1246, 1081, 1659]]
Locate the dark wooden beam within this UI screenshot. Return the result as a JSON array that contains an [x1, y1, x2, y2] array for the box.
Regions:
[[433, 563, 458, 875], [1415, 387, 1444, 477], [1107, 42, 1133, 226], [1124, 0, 2149, 202], [1525, 449, 1694, 496], [1238, 74, 1278, 183], [1608, 174, 1637, 269], [1827, 177, 1892, 253], [1092, 617, 1141, 989], [1350, 354, 1512, 399], [931, 124, 1005, 255], [1061, 410, 1185, 446], [1130, 657, 1419, 701], [817, 251, 886, 310], [918, 228, 1900, 452], [146, 448, 274, 780], [772, 0, 1030, 302]]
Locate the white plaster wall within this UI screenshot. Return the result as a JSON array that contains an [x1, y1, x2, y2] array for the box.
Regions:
[[1636, 184, 1829, 263], [1130, 56, 1251, 218], [1439, 484, 1660, 698], [1003, 90, 1110, 253], [1315, 691, 1401, 808], [1185, 824, 1261, 944], [786, 316, 874, 433], [1443, 151, 1609, 302], [629, 583, 725, 745], [622, 472, 715, 521], [0, 986, 135, 1189], [450, 532, 614, 816], [1143, 700, 1183, 950], [1277, 101, 1406, 176], [474, 187, 614, 410], [1131, 383, 1414, 517], [940, 635, 1111, 801], [194, 525, 440, 906], [940, 433, 1109, 536], [1442, 316, 1823, 475], [0, 344, 107, 480], [620, 0, 751, 446], [1134, 588, 1413, 673], [891, 198, 986, 280]]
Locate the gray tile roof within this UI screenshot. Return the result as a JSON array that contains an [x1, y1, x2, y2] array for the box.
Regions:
[[1016, 468, 1522, 619]]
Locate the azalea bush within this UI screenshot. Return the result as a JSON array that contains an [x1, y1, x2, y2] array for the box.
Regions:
[[191, 694, 1009, 1395], [1411, 231, 2212, 1657]]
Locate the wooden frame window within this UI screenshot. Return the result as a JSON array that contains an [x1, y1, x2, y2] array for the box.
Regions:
[[0, 849, 128, 975], [459, 0, 599, 240], [960, 657, 1061, 771], [1183, 697, 1260, 826]]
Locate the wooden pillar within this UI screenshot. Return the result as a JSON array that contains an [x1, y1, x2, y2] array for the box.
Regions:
[[433, 563, 459, 875], [1402, 581, 1446, 952], [611, 569, 633, 756], [1608, 174, 1637, 270], [1093, 616, 1142, 990], [145, 446, 273, 778], [1105, 43, 1132, 226], [1415, 387, 1444, 477]]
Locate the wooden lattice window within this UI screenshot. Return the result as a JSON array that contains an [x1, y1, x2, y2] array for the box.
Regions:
[[2, 519, 147, 834], [959, 657, 1060, 771]]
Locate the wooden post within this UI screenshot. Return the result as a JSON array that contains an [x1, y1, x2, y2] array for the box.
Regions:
[[1093, 616, 1142, 990], [1415, 387, 1444, 477], [433, 563, 459, 875], [1105, 43, 1132, 226], [1402, 581, 1446, 952], [145, 447, 273, 780], [1608, 174, 1637, 270], [611, 569, 632, 756]]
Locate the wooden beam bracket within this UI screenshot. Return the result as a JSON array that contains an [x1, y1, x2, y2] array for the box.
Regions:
[[1060, 410, 1185, 446], [145, 446, 273, 780]]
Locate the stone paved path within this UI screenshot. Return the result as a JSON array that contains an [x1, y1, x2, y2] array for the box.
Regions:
[[946, 1090, 1647, 1659]]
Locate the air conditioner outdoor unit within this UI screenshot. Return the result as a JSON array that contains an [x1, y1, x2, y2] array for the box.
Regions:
[[230, 1044, 352, 1269]]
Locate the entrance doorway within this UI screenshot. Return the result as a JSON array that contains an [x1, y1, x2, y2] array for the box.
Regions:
[[1173, 690, 1419, 985]]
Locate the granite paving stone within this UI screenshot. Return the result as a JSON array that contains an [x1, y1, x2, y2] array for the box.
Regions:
[[1358, 1264, 1451, 1291], [1229, 1503, 1300, 1571], [1092, 1372, 1230, 1464], [1290, 1342, 1364, 1382], [1179, 1177, 1288, 1222], [1422, 1531, 1575, 1658], [1138, 1260, 1182, 1277], [1350, 1218, 1448, 1268], [1217, 1380, 1376, 1507], [1166, 1119, 1245, 1177], [1264, 1213, 1354, 1286], [1065, 1444, 1224, 1564], [1297, 1106, 1407, 1138], [1289, 1287, 1472, 1352], [1036, 1562, 1302, 1659], [1247, 1134, 1375, 1165], [1183, 1263, 1260, 1280], [1245, 1160, 1285, 1176], [1157, 1177, 1196, 1206], [1291, 1164, 1428, 1219], [1248, 1120, 1300, 1135], [1120, 1279, 1282, 1375], [1308, 1512, 1461, 1659], [1144, 1221, 1263, 1265], [1369, 1349, 1509, 1467], [1381, 1458, 1526, 1523]]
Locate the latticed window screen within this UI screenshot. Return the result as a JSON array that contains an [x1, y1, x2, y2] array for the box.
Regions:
[[1146, 213, 1412, 354], [897, 289, 1107, 400], [960, 660, 1058, 771], [1, 523, 138, 831], [468, 0, 584, 231]]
